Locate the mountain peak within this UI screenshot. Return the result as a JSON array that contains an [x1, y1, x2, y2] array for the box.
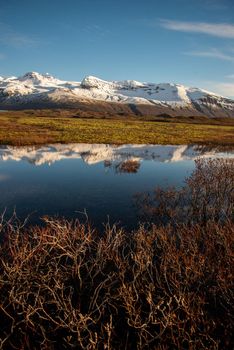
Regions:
[[19, 71, 58, 83], [81, 75, 113, 89], [117, 80, 145, 89], [21, 71, 41, 79]]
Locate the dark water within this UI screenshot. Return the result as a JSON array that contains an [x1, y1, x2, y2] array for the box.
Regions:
[[0, 144, 233, 229]]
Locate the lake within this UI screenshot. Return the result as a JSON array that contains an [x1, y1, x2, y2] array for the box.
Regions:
[[0, 143, 233, 229]]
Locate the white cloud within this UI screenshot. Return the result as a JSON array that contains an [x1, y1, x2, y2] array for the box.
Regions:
[[202, 81, 234, 98], [185, 49, 234, 61], [160, 20, 234, 38], [212, 83, 234, 98], [226, 74, 234, 79]]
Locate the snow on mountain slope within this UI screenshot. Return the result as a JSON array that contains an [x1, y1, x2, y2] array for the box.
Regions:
[[80, 76, 201, 105], [0, 72, 233, 117]]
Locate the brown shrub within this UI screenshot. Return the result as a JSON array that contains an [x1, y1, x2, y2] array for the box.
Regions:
[[136, 158, 234, 225], [0, 217, 233, 349], [116, 160, 141, 173]]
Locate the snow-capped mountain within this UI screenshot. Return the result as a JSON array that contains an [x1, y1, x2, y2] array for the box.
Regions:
[[0, 72, 233, 118]]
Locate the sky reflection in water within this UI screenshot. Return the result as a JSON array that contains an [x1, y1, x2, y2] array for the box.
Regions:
[[0, 144, 233, 228]]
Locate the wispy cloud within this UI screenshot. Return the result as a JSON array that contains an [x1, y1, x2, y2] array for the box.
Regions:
[[82, 24, 111, 40], [226, 74, 234, 79], [211, 83, 234, 98], [201, 81, 234, 98], [185, 48, 234, 61], [160, 19, 234, 38], [0, 23, 38, 47]]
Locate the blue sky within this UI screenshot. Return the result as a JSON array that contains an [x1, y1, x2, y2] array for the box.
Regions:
[[1, 0, 234, 97]]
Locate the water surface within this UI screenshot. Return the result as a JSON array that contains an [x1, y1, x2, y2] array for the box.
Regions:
[[0, 143, 233, 228]]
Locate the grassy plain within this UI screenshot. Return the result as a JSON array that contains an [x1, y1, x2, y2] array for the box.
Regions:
[[0, 110, 234, 146]]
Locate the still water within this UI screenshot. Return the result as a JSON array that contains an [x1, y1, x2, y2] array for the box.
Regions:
[[0, 144, 233, 228]]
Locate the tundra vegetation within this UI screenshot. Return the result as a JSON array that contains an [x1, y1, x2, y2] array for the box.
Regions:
[[0, 158, 233, 349], [0, 111, 234, 146]]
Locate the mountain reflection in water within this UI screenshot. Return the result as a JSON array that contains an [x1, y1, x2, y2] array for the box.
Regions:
[[0, 143, 233, 167], [0, 143, 233, 228]]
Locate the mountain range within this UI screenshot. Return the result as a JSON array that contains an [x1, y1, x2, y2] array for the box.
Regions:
[[0, 72, 234, 118]]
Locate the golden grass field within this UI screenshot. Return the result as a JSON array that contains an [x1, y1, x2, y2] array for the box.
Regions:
[[0, 110, 234, 146]]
